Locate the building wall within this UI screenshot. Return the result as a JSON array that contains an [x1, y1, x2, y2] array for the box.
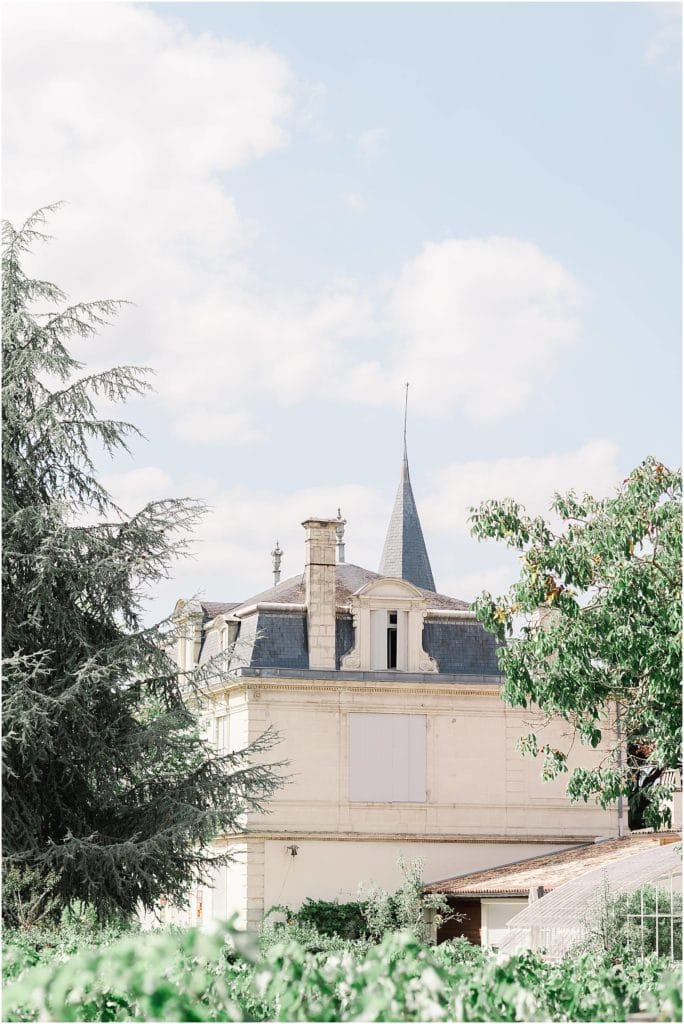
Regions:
[[236, 675, 618, 840], [261, 839, 570, 916], [480, 898, 529, 949], [191, 672, 619, 930]]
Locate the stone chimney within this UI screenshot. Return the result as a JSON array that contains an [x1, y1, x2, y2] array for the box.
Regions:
[[302, 518, 338, 670]]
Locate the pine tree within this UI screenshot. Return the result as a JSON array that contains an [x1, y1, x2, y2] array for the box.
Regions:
[[2, 207, 281, 924]]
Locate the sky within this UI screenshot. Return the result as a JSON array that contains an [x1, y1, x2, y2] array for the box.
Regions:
[[2, 0, 681, 617]]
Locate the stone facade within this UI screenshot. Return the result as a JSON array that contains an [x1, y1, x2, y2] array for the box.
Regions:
[[163, 456, 620, 934]]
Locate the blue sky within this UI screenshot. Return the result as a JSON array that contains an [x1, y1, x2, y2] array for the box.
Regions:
[[3, 1, 681, 615]]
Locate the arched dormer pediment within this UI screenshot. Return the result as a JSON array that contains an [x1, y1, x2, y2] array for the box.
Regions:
[[173, 598, 203, 621], [341, 575, 437, 674], [207, 614, 240, 652], [353, 577, 424, 602], [173, 599, 203, 670]]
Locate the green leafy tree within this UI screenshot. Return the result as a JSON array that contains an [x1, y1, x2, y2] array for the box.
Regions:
[[2, 207, 281, 925], [469, 458, 681, 828]]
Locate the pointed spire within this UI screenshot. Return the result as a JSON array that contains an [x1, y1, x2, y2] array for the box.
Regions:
[[378, 386, 436, 592]]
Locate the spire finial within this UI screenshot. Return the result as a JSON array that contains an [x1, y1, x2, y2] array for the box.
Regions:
[[403, 382, 409, 462], [271, 540, 283, 585], [335, 508, 346, 564]]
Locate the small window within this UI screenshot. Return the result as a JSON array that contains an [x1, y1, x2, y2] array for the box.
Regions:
[[371, 609, 408, 670], [387, 611, 398, 668]]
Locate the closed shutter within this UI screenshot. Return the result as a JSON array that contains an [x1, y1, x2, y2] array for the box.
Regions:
[[396, 610, 408, 670], [370, 609, 387, 669], [349, 713, 426, 802]]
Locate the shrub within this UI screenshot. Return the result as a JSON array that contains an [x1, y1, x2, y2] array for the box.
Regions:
[[359, 856, 455, 943], [2, 906, 135, 985], [291, 897, 368, 939], [4, 918, 681, 1022], [584, 882, 683, 961]]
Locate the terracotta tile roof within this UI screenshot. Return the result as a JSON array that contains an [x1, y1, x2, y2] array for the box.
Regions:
[[425, 832, 681, 897]]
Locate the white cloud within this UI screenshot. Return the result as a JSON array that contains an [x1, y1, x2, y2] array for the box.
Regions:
[[3, 0, 294, 425], [3, 6, 583, 441], [644, 7, 681, 71], [357, 127, 388, 162], [175, 410, 265, 446], [349, 237, 582, 420], [440, 564, 519, 603], [422, 439, 621, 534], [342, 192, 366, 212], [101, 466, 176, 515], [100, 438, 622, 617]]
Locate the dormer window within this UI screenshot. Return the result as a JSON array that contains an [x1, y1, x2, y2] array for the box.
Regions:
[[342, 579, 437, 674], [370, 608, 407, 669], [221, 622, 238, 650], [387, 611, 398, 668]]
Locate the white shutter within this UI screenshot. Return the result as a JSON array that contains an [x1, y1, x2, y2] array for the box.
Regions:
[[349, 713, 393, 800], [406, 714, 427, 801], [211, 864, 228, 921], [349, 713, 426, 802], [216, 714, 230, 754], [370, 610, 387, 669], [396, 610, 409, 670]]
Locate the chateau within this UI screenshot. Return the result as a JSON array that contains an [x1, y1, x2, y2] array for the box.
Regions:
[[170, 446, 618, 936]]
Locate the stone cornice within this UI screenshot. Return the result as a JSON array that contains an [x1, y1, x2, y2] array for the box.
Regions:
[[213, 830, 595, 846], [231, 602, 306, 619], [208, 677, 502, 698]]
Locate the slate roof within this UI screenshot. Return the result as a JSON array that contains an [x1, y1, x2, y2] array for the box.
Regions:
[[199, 601, 240, 622], [424, 832, 682, 897], [379, 454, 436, 591], [229, 562, 469, 616], [197, 562, 497, 675]]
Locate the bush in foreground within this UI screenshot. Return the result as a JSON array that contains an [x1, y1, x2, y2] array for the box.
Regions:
[[3, 918, 682, 1022]]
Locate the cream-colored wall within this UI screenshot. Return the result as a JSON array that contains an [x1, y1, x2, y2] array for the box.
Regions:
[[225, 678, 618, 841], [261, 840, 569, 914], [200, 673, 618, 930], [481, 899, 528, 949]]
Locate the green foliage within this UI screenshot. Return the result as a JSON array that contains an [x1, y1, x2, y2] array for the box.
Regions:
[[4, 919, 681, 1022], [2, 920, 245, 1022], [260, 917, 373, 960], [469, 458, 682, 827], [284, 897, 369, 939], [359, 856, 455, 942], [263, 859, 455, 949], [584, 881, 683, 961], [2, 865, 64, 932], [2, 207, 282, 924], [2, 909, 135, 986]]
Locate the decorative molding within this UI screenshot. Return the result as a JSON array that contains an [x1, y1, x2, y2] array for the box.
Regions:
[[425, 609, 477, 620], [209, 679, 501, 699], [341, 578, 438, 673], [215, 830, 594, 846], [232, 602, 306, 619]]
